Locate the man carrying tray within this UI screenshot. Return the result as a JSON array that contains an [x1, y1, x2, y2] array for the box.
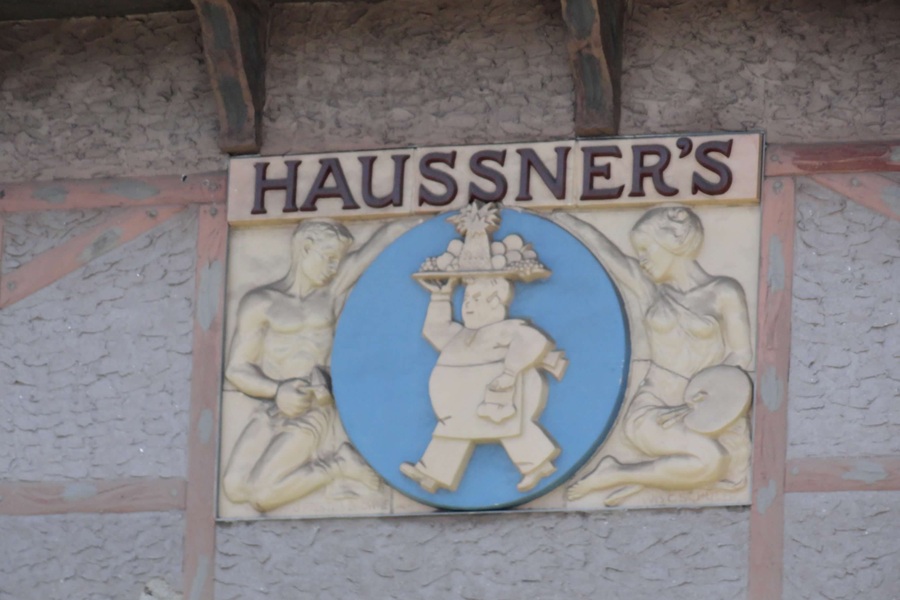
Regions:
[[400, 203, 567, 495]]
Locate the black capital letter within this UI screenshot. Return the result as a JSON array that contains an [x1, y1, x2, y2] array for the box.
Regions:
[[629, 144, 679, 197], [252, 160, 302, 214]]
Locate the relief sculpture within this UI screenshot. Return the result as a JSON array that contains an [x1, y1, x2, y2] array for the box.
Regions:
[[221, 219, 411, 513], [553, 206, 753, 506], [400, 203, 568, 495]]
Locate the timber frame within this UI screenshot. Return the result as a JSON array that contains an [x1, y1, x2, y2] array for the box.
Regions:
[[193, 0, 270, 154], [3, 0, 628, 149], [1, 140, 899, 599], [560, 0, 627, 136], [188, 0, 629, 153]]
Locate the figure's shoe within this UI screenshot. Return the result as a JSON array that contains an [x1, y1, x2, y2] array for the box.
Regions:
[[400, 462, 440, 493], [476, 402, 516, 423], [517, 460, 556, 492]]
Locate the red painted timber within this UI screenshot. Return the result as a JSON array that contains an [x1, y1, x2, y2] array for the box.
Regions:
[[747, 177, 796, 600], [0, 205, 185, 309], [786, 457, 900, 493], [183, 205, 227, 600], [811, 173, 900, 221], [0, 478, 186, 516], [766, 141, 900, 176], [0, 171, 226, 213]]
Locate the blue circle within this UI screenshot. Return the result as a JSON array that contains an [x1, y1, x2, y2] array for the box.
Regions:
[[332, 209, 629, 511]]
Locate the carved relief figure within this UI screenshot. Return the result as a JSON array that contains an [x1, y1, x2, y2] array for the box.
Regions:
[[553, 206, 753, 506], [401, 204, 568, 494], [222, 219, 410, 512]]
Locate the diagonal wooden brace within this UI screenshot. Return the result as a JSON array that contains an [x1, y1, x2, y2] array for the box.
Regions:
[[561, 0, 626, 136], [193, 0, 270, 154], [0, 206, 186, 309]]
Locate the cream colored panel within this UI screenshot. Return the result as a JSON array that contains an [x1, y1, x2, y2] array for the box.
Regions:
[[572, 133, 761, 210], [228, 148, 416, 226], [555, 204, 758, 509]]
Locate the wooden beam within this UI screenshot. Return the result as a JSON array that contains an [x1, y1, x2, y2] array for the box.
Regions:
[[747, 177, 796, 600], [193, 0, 269, 154], [0, 1, 193, 21], [0, 216, 4, 296], [560, 0, 626, 136], [786, 457, 900, 494], [183, 205, 227, 600], [0, 478, 186, 516], [766, 140, 900, 176], [0, 206, 186, 309], [0, 171, 226, 213], [810, 173, 900, 222]]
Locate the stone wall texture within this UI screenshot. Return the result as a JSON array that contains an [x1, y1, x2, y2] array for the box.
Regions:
[[2, 0, 899, 183], [0, 209, 196, 481], [217, 508, 749, 600], [784, 492, 900, 600], [2, 208, 113, 272], [621, 0, 900, 142], [789, 180, 900, 458], [0, 511, 184, 600], [262, 0, 573, 155], [0, 11, 222, 182]]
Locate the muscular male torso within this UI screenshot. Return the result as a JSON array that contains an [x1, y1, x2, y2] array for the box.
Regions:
[[253, 285, 340, 382]]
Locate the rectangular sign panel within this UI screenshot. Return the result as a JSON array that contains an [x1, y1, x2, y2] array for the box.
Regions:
[[219, 132, 763, 519], [227, 133, 762, 225]]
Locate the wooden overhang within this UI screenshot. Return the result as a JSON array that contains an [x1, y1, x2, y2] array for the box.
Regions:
[[1, 0, 628, 152]]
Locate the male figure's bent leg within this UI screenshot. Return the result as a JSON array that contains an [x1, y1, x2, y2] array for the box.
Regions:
[[222, 410, 276, 504], [247, 426, 329, 512]]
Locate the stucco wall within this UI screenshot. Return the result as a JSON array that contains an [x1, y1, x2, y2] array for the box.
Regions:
[[789, 180, 900, 459], [217, 509, 749, 600], [2, 0, 899, 184], [0, 12, 221, 183], [0, 209, 196, 481], [784, 492, 900, 600], [621, 0, 900, 143], [262, 0, 574, 154], [0, 512, 184, 600]]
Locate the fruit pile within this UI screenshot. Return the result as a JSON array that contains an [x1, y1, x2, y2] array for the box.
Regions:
[[418, 233, 548, 280]]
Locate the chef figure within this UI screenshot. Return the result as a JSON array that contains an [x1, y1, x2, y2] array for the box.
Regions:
[[401, 203, 566, 495]]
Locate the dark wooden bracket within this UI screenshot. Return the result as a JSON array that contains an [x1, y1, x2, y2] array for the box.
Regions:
[[193, 0, 270, 154], [560, 0, 626, 136]]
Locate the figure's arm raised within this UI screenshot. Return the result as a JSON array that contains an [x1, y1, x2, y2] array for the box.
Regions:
[[225, 292, 279, 399], [332, 219, 417, 295], [422, 282, 463, 350], [550, 212, 654, 299], [715, 277, 753, 370]]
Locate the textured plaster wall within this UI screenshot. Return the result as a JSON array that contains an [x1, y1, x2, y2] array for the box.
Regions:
[[2, 208, 111, 272], [217, 509, 749, 600], [0, 511, 184, 600], [621, 0, 900, 142], [784, 492, 900, 600], [261, 0, 900, 157], [262, 0, 573, 155], [0, 11, 221, 183], [1, 0, 898, 183], [0, 209, 196, 481], [788, 181, 900, 458]]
